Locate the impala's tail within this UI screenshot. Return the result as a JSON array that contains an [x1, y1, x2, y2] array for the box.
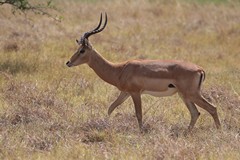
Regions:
[[198, 70, 205, 89]]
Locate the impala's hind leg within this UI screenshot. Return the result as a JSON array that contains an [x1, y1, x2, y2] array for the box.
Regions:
[[181, 98, 200, 131], [191, 94, 221, 129]]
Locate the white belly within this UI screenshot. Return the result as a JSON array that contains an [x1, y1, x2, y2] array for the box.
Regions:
[[142, 88, 177, 97]]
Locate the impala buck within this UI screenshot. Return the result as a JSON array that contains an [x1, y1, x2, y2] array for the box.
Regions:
[[66, 13, 221, 131]]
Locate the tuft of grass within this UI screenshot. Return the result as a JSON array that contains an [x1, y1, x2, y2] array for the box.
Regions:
[[188, 0, 230, 4]]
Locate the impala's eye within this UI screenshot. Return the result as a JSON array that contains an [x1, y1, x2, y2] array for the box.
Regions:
[[80, 49, 85, 54]]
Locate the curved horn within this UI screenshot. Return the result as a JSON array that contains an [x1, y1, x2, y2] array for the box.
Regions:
[[80, 13, 108, 44], [89, 12, 107, 36], [92, 13, 103, 31]]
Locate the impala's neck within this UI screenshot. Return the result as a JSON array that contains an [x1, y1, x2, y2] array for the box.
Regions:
[[88, 49, 120, 87]]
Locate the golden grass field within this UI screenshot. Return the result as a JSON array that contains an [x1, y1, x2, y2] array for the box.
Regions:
[[0, 0, 240, 159]]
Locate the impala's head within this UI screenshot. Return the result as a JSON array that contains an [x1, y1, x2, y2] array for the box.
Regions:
[[66, 13, 107, 67]]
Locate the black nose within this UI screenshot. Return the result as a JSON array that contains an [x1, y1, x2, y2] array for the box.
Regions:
[[66, 61, 70, 67]]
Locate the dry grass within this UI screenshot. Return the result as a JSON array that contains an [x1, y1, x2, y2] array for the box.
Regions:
[[0, 0, 240, 159]]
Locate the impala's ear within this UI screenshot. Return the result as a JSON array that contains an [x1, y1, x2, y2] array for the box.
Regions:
[[76, 39, 79, 44]]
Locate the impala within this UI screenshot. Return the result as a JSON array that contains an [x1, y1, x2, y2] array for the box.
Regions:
[[66, 13, 221, 131]]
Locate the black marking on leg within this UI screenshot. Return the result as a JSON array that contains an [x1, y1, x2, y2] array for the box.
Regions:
[[168, 84, 175, 88]]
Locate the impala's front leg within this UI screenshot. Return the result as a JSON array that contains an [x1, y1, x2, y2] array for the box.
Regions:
[[130, 92, 143, 130], [108, 91, 130, 115]]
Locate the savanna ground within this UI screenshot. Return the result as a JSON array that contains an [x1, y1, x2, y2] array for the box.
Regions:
[[0, 0, 240, 159]]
